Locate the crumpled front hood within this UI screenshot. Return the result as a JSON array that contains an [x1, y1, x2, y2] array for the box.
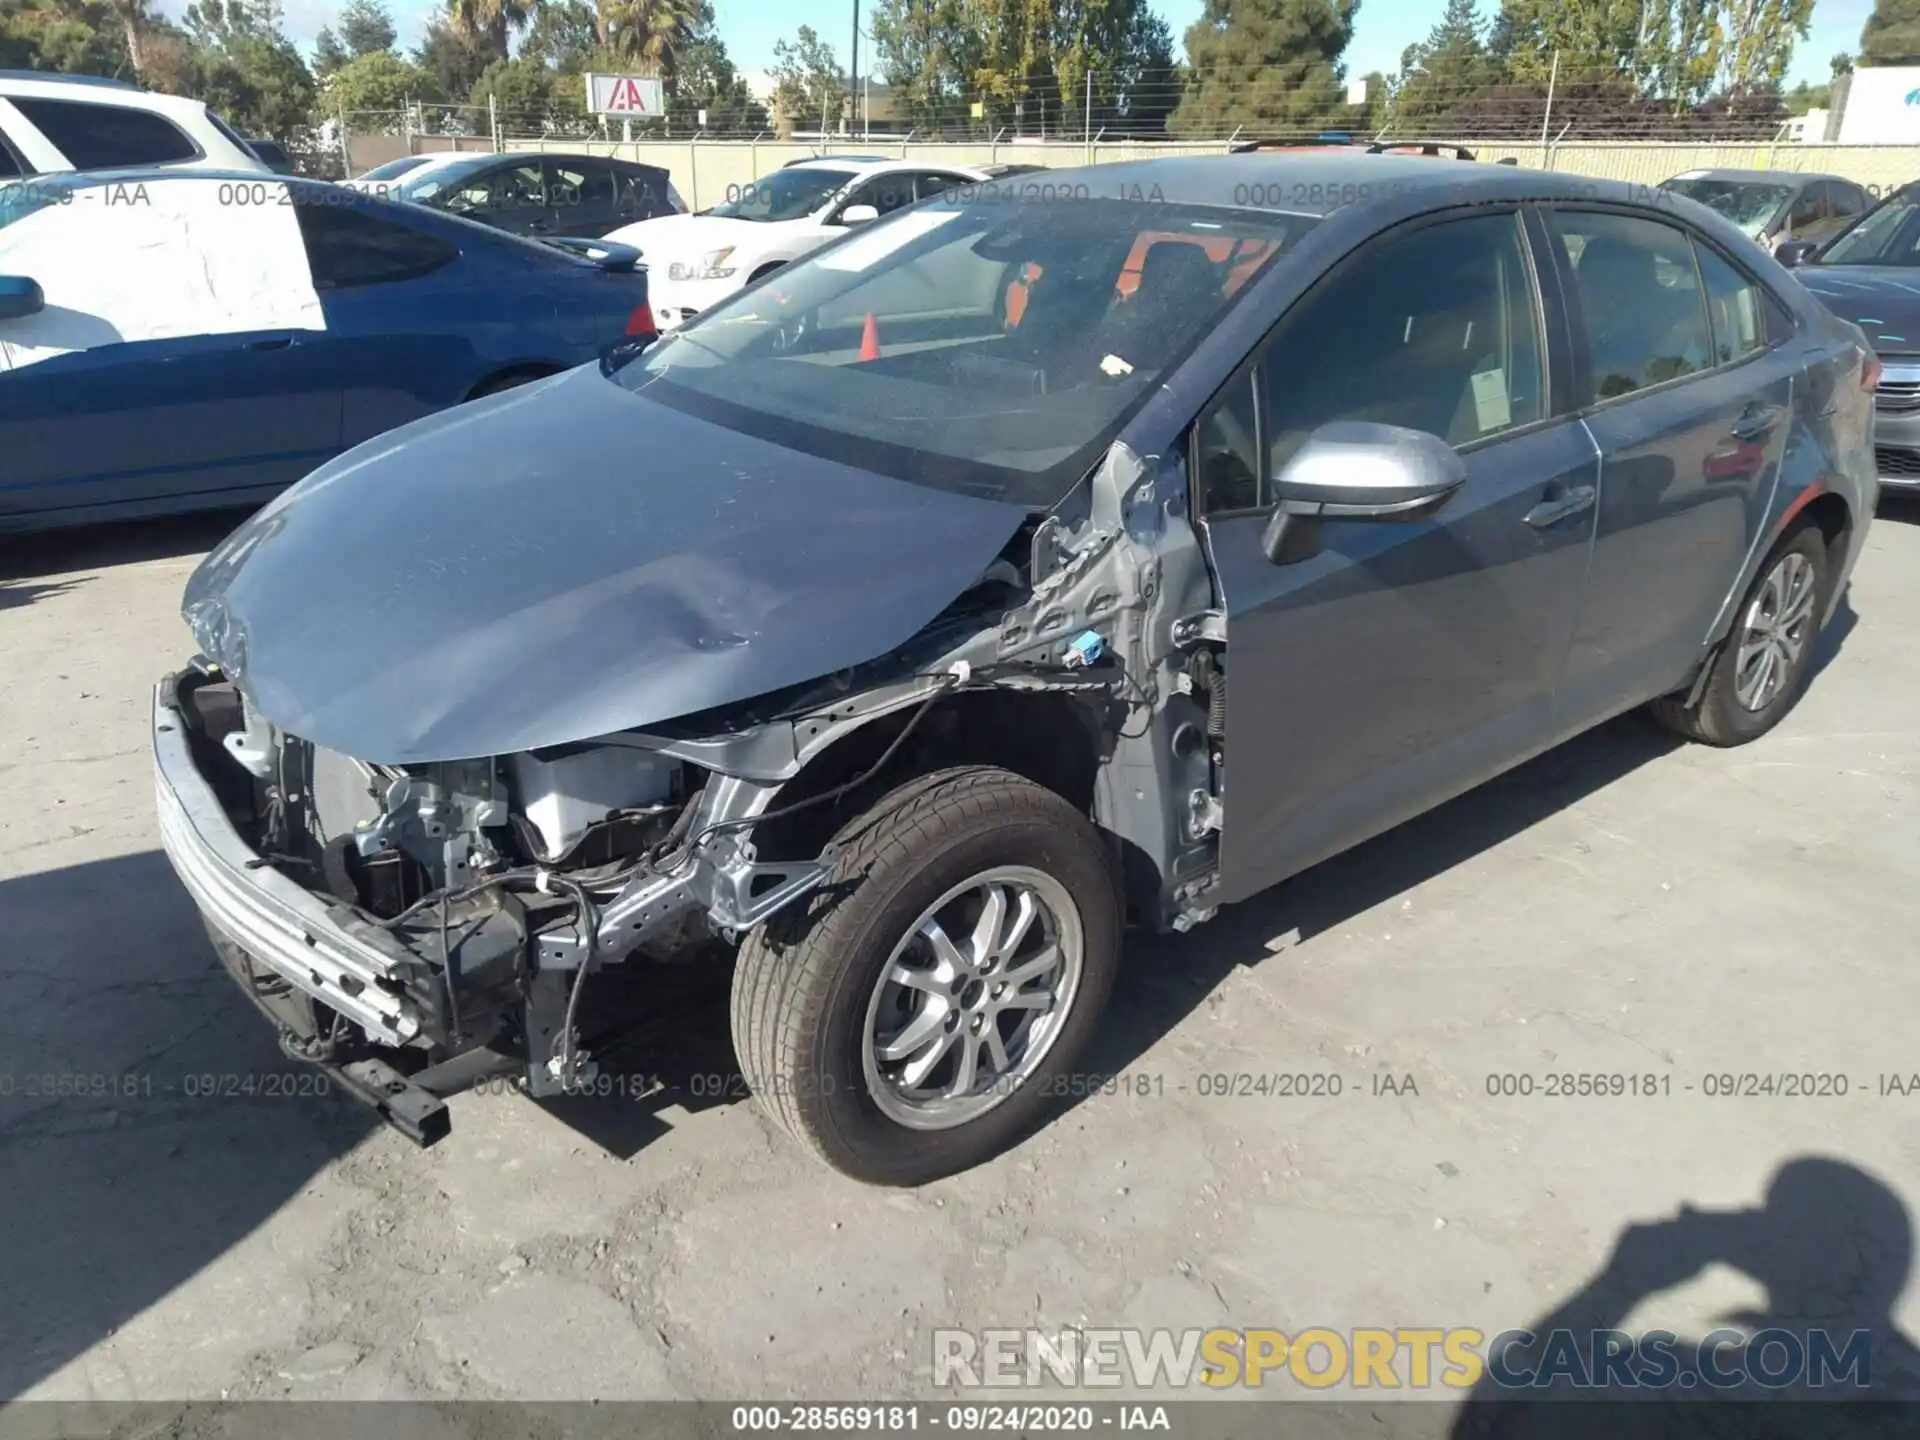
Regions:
[[183, 367, 1028, 764], [1797, 267, 1920, 353]]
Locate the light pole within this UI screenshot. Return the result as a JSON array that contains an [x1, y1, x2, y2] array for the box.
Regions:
[[850, 0, 860, 140]]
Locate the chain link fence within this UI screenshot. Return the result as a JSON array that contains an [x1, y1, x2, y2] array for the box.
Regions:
[[334, 65, 1915, 212]]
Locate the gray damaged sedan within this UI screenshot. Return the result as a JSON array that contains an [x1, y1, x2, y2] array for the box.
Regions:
[[154, 157, 1877, 1184]]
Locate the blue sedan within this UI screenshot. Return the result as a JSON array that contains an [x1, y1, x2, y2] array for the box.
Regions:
[[0, 169, 654, 531]]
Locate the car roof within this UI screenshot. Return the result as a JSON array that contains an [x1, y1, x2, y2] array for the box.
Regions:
[[16, 166, 296, 190], [0, 73, 209, 119], [1028, 153, 1627, 218], [0, 69, 141, 91], [785, 154, 893, 168]]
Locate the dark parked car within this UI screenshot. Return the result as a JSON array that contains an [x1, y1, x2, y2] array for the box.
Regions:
[[154, 157, 1874, 1184], [387, 152, 685, 238], [1775, 181, 1920, 490], [244, 137, 295, 174], [1659, 168, 1867, 250], [353, 154, 439, 183], [0, 170, 653, 531]]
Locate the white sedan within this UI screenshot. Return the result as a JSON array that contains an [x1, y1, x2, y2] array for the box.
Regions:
[[608, 157, 991, 331]]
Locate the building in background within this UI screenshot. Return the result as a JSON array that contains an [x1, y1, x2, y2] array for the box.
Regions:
[[1834, 66, 1920, 143], [1786, 108, 1830, 142]]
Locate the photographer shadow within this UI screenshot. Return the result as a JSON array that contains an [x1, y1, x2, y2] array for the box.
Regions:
[[1451, 1156, 1920, 1439]]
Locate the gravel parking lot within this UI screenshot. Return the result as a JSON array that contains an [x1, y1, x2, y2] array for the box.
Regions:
[[3, 504, 1918, 1415]]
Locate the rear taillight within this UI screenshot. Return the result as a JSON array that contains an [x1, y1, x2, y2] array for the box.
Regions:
[[1864, 353, 1883, 392], [625, 302, 655, 339]]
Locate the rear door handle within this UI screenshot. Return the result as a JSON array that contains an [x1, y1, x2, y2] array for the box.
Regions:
[[1729, 403, 1785, 441], [1524, 483, 1596, 529], [244, 334, 293, 352]]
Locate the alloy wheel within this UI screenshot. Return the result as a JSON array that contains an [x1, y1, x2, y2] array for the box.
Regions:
[[860, 866, 1083, 1131], [1733, 550, 1818, 712]]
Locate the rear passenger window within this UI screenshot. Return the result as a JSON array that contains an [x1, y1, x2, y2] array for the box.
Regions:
[[1551, 211, 1712, 402], [297, 203, 458, 289], [1260, 212, 1545, 468], [1694, 243, 1771, 365], [10, 98, 199, 169]]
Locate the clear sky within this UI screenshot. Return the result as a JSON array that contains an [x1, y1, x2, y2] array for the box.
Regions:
[[194, 0, 1871, 92]]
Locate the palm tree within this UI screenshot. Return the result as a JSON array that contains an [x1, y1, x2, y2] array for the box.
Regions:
[[595, 0, 698, 68], [108, 0, 154, 75], [447, 0, 530, 62]]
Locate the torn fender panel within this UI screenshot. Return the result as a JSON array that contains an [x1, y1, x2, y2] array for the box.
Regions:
[[184, 365, 1030, 765]]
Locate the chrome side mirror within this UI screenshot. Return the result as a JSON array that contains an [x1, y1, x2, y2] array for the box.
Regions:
[[1260, 421, 1467, 566]]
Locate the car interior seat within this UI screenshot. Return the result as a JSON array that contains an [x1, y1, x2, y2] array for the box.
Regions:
[[1095, 243, 1224, 372], [1574, 234, 1707, 397]]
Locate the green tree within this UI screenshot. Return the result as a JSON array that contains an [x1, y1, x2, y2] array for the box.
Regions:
[[182, 0, 317, 140], [413, 15, 494, 98], [1783, 77, 1829, 112], [1047, 0, 1180, 137], [770, 24, 848, 132], [1495, 0, 1810, 102], [315, 0, 396, 77], [1711, 0, 1813, 96], [446, 0, 530, 66], [0, 0, 136, 75], [1172, 0, 1360, 137], [1388, 0, 1496, 132], [596, 0, 697, 68], [338, 0, 396, 55], [1861, 0, 1920, 65], [665, 0, 769, 132], [469, 54, 591, 133], [521, 0, 600, 69], [871, 0, 983, 130], [326, 48, 447, 113], [312, 28, 349, 74], [870, 0, 1180, 136]]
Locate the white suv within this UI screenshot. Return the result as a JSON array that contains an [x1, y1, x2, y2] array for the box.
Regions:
[[0, 71, 270, 181], [607, 156, 989, 330]]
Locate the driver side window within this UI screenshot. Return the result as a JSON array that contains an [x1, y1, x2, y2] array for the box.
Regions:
[[1195, 211, 1545, 514], [838, 172, 917, 221]]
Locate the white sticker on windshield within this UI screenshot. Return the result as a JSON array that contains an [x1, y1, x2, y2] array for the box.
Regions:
[[814, 207, 963, 272], [1471, 368, 1511, 432]]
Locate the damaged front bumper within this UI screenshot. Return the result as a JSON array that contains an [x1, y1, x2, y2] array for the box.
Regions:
[[154, 678, 427, 1044], [152, 670, 835, 1143]]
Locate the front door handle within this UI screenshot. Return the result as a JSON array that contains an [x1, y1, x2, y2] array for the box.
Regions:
[[526, 218, 551, 233], [244, 334, 293, 352], [1524, 483, 1596, 529], [1729, 403, 1785, 441]]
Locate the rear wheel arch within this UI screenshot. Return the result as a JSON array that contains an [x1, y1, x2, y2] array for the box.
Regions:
[[1800, 490, 1853, 567]]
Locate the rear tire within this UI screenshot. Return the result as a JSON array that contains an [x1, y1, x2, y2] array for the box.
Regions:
[[1649, 520, 1829, 746], [730, 766, 1121, 1185]]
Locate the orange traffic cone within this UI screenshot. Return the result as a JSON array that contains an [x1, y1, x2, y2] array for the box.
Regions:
[[859, 312, 881, 362]]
